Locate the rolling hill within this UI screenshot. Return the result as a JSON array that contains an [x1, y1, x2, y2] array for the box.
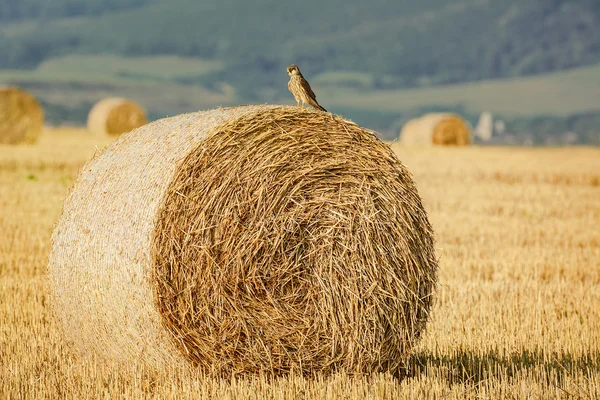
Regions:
[[1, 0, 599, 94], [0, 0, 599, 143]]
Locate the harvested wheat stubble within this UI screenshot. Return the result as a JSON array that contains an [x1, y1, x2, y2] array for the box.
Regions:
[[400, 113, 471, 146], [48, 105, 438, 376], [87, 97, 147, 136], [0, 86, 44, 144]]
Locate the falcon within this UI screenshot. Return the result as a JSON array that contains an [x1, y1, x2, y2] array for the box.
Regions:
[[286, 64, 327, 112]]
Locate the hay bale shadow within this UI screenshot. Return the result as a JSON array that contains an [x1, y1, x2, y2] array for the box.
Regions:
[[400, 349, 600, 388]]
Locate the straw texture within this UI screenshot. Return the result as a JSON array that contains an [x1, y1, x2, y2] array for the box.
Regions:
[[87, 97, 147, 136], [399, 113, 471, 146], [49, 105, 438, 376], [0, 87, 44, 144]]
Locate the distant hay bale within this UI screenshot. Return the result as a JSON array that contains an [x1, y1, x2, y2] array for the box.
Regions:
[[0, 87, 44, 144], [400, 113, 471, 146], [87, 97, 147, 136], [49, 105, 438, 376]]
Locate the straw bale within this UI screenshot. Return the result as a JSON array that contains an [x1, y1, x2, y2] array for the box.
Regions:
[[0, 87, 44, 144], [48, 105, 438, 376], [87, 97, 147, 136], [400, 113, 471, 146]]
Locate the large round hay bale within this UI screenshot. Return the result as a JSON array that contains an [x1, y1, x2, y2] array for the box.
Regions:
[[399, 113, 471, 146], [87, 97, 147, 136], [49, 105, 438, 376], [0, 86, 44, 144]]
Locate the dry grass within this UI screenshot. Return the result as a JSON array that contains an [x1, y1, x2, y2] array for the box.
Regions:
[[1, 128, 599, 398]]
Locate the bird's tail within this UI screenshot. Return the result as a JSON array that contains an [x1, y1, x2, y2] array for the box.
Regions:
[[310, 100, 327, 112]]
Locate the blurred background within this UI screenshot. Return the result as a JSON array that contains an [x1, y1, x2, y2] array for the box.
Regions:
[[1, 0, 599, 144]]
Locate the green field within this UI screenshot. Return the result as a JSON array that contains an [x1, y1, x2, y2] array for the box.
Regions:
[[0, 54, 235, 123], [320, 63, 600, 117], [2, 54, 600, 119], [0, 54, 223, 85]]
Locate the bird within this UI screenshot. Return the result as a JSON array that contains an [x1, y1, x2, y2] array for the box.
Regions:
[[286, 64, 327, 112]]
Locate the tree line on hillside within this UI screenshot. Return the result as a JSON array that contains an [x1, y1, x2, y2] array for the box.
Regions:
[[0, 0, 599, 100], [0, 0, 151, 21]]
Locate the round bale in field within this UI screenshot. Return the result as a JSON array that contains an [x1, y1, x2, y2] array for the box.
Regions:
[[87, 97, 147, 136], [48, 105, 438, 376], [0, 86, 44, 144], [400, 113, 471, 146]]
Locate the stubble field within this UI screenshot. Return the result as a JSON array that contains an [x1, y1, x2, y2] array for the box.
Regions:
[[1, 128, 599, 398]]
